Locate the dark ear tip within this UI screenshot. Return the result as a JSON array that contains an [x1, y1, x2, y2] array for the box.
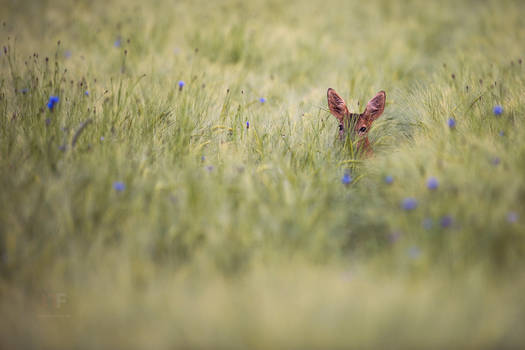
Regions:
[[376, 90, 386, 102]]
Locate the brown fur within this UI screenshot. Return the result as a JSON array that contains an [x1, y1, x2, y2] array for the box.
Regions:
[[326, 88, 386, 156]]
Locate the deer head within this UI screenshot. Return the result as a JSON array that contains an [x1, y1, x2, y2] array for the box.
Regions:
[[327, 88, 386, 155]]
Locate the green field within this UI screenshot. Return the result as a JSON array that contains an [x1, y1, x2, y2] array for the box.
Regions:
[[2, 0, 525, 348]]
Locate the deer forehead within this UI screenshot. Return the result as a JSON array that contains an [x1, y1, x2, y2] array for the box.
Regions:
[[343, 113, 361, 121]]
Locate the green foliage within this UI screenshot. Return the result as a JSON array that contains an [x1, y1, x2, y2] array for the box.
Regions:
[[1, 0, 525, 347]]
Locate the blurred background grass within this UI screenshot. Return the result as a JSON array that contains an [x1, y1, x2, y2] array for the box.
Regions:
[[1, 0, 525, 348]]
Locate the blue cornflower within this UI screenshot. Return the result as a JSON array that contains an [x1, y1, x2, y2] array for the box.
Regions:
[[447, 117, 456, 128], [341, 173, 352, 185], [388, 231, 401, 243], [440, 215, 453, 228], [178, 80, 185, 90], [259, 97, 266, 103], [113, 181, 125, 192], [47, 95, 59, 110], [427, 177, 439, 190], [84, 91, 89, 96], [114, 38, 121, 47], [423, 218, 433, 230], [507, 212, 518, 223], [384, 175, 394, 184], [493, 105, 503, 116], [407, 246, 421, 259], [100, 136, 105, 141], [402, 198, 418, 211], [246, 121, 250, 129]]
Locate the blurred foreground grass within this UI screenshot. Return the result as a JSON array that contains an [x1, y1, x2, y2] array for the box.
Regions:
[[1, 0, 525, 348]]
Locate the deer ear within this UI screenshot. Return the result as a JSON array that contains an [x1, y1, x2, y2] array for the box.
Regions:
[[364, 91, 386, 120], [327, 88, 349, 123]]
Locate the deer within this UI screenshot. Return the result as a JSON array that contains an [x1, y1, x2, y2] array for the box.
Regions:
[[327, 88, 386, 156]]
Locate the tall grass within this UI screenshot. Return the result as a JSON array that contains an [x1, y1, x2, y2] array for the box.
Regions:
[[1, 0, 525, 348]]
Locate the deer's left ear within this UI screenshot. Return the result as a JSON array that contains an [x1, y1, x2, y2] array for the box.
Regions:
[[364, 91, 386, 121], [327, 88, 349, 123]]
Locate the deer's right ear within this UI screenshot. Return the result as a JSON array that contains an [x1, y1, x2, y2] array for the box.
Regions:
[[327, 88, 349, 123], [364, 91, 386, 121]]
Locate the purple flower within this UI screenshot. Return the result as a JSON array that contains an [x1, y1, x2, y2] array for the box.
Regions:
[[447, 118, 456, 128], [423, 218, 433, 230], [402, 198, 418, 211], [384, 175, 394, 184], [507, 212, 518, 223], [388, 231, 401, 243], [47, 95, 59, 110], [178, 80, 185, 91], [64, 50, 72, 58], [201, 155, 205, 161], [21, 88, 28, 94], [440, 215, 453, 228], [493, 105, 503, 116], [206, 165, 214, 172], [259, 97, 266, 103], [246, 121, 250, 129], [114, 38, 121, 47], [407, 246, 421, 259], [341, 173, 352, 185], [100, 136, 105, 141], [113, 181, 125, 192], [499, 130, 504, 136], [491, 157, 501, 166], [84, 91, 89, 96], [427, 177, 439, 190]]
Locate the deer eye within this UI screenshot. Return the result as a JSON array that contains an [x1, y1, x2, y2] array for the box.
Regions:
[[359, 127, 367, 133]]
